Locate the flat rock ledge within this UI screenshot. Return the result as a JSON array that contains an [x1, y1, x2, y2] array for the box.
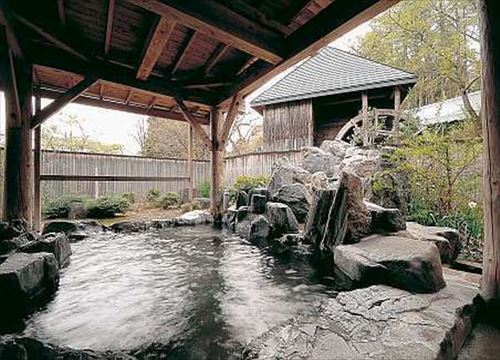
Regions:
[[244, 271, 479, 360]]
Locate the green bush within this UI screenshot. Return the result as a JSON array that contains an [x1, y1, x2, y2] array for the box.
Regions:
[[158, 192, 181, 209], [146, 188, 161, 203], [43, 195, 89, 219], [233, 175, 269, 191], [86, 195, 131, 218], [198, 180, 210, 198], [122, 192, 136, 204]]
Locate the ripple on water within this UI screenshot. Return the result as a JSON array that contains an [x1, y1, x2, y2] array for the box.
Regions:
[[21, 225, 337, 358]]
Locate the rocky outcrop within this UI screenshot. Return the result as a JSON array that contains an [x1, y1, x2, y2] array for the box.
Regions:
[[268, 159, 311, 198], [174, 210, 213, 226], [0, 253, 59, 323], [400, 222, 462, 264], [0, 232, 37, 255], [304, 189, 337, 248], [265, 202, 299, 237], [42, 220, 103, 242], [236, 191, 249, 208], [249, 215, 270, 245], [222, 209, 237, 230], [110, 221, 147, 233], [249, 194, 267, 214], [342, 171, 372, 243], [301, 147, 339, 177], [273, 183, 311, 223], [365, 201, 406, 233], [0, 219, 30, 241], [334, 235, 446, 293], [319, 139, 349, 160], [19, 233, 72, 268]]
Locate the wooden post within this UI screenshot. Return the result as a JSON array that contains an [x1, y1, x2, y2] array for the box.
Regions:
[[393, 86, 401, 133], [0, 28, 33, 225], [187, 123, 194, 208], [33, 96, 42, 231], [210, 107, 224, 225], [479, 0, 500, 301]]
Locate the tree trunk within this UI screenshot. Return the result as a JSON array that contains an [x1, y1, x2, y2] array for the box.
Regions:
[[479, 0, 500, 301]]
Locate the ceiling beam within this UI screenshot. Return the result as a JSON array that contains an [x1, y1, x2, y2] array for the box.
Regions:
[[237, 56, 259, 76], [31, 77, 97, 128], [128, 0, 284, 64], [104, 0, 115, 55], [0, 2, 24, 58], [136, 16, 176, 81], [218, 0, 400, 106], [57, 0, 66, 27], [170, 30, 197, 77], [175, 97, 212, 149], [202, 43, 229, 76]]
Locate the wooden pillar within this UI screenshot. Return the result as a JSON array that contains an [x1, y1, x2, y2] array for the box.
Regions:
[[479, 0, 500, 301], [33, 97, 42, 231], [393, 86, 401, 133], [187, 123, 194, 208], [361, 91, 369, 145], [210, 107, 224, 225], [0, 28, 33, 225]]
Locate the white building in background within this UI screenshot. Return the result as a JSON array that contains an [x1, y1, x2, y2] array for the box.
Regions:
[[414, 91, 481, 125]]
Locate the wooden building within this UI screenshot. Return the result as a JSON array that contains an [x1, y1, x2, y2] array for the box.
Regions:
[[251, 47, 417, 150]]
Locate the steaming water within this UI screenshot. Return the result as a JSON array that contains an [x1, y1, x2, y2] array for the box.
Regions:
[[21, 226, 337, 358]]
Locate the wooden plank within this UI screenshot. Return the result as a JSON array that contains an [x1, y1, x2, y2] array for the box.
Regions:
[[220, 94, 242, 144], [33, 96, 41, 231], [170, 30, 197, 76], [137, 16, 176, 81], [479, 0, 500, 301], [104, 0, 115, 55], [203, 43, 229, 76], [129, 0, 284, 64], [32, 77, 97, 129], [237, 56, 259, 75], [40, 175, 190, 182], [175, 97, 212, 148]]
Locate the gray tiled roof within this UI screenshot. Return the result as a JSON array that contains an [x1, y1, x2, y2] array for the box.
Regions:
[[251, 47, 417, 107]]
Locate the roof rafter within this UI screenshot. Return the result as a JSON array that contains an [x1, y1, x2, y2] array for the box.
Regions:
[[202, 43, 229, 76], [137, 16, 176, 81], [128, 0, 284, 64], [104, 0, 115, 55], [175, 97, 212, 148], [170, 30, 197, 77]]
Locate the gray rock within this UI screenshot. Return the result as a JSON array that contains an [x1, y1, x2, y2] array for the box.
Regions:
[[175, 210, 213, 226], [274, 183, 311, 223], [268, 159, 312, 198], [237, 206, 249, 221], [249, 215, 270, 245], [341, 153, 380, 179], [334, 235, 446, 293], [0, 232, 37, 255], [0, 219, 29, 241], [248, 187, 270, 202], [310, 171, 330, 190], [236, 191, 249, 208], [271, 233, 310, 256], [365, 201, 406, 233], [265, 202, 299, 237], [68, 203, 87, 219], [249, 194, 267, 214], [341, 171, 372, 243], [319, 139, 350, 160], [222, 209, 237, 230], [111, 221, 146, 233], [20, 233, 72, 268], [301, 147, 339, 177], [193, 197, 210, 210], [42, 220, 79, 235], [148, 219, 175, 230], [400, 222, 461, 264], [0, 252, 59, 319], [304, 189, 337, 248]]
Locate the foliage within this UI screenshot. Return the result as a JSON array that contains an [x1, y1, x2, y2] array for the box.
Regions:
[[43, 113, 124, 154], [43, 195, 89, 219], [146, 188, 161, 203], [86, 195, 131, 218], [141, 117, 210, 159], [351, 108, 385, 147], [233, 175, 269, 191], [158, 192, 181, 209], [355, 0, 480, 119], [225, 108, 263, 155], [198, 180, 211, 198], [121, 192, 136, 204]]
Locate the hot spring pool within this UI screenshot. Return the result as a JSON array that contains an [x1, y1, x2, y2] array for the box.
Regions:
[[20, 225, 338, 358]]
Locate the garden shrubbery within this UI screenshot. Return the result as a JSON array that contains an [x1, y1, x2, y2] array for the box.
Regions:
[[43, 195, 89, 219], [158, 192, 181, 209]]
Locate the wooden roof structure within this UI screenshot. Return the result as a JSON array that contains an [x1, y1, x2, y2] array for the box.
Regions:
[[0, 0, 400, 125]]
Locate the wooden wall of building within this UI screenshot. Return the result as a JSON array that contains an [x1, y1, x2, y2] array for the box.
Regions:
[[263, 99, 313, 151]]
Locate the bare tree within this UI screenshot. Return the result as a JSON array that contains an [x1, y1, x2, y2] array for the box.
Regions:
[[132, 118, 148, 155]]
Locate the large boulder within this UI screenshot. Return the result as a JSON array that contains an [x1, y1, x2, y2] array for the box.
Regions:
[[341, 153, 380, 179], [268, 159, 312, 198], [304, 189, 337, 248], [249, 215, 271, 245], [301, 147, 339, 177], [111, 221, 147, 233], [265, 202, 299, 237], [0, 219, 29, 241], [222, 209, 237, 231], [42, 220, 103, 242], [273, 183, 311, 223], [20, 233, 72, 268], [0, 253, 59, 323], [319, 139, 350, 161], [235, 191, 249, 208], [399, 222, 461, 264], [341, 171, 372, 243], [0, 232, 37, 255], [248, 187, 270, 202], [249, 194, 267, 214], [365, 201, 406, 233], [174, 210, 213, 226], [334, 235, 446, 293]]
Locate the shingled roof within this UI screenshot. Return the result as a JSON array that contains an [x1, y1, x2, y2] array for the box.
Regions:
[[251, 47, 417, 107]]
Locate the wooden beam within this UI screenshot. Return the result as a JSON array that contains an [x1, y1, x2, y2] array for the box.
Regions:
[[220, 94, 242, 144], [479, 0, 500, 301], [137, 16, 176, 81], [32, 77, 97, 128], [35, 86, 210, 125], [203, 43, 229, 76], [40, 175, 190, 182], [187, 124, 194, 207], [175, 97, 212, 148], [218, 0, 399, 105], [57, 0, 66, 27], [237, 56, 259, 76], [104, 0, 115, 55], [125, 89, 133, 104], [210, 107, 224, 224], [129, 0, 284, 64], [170, 30, 197, 76], [0, 2, 23, 58], [33, 96, 42, 231]]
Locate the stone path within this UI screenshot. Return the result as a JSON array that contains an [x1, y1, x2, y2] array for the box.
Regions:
[[244, 268, 479, 360]]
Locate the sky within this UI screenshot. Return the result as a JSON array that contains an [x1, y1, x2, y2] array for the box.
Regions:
[[0, 20, 372, 155]]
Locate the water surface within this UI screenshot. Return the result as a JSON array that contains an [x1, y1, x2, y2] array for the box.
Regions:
[[22, 226, 337, 358]]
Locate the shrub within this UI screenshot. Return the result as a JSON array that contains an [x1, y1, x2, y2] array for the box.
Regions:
[[122, 192, 136, 204], [158, 192, 181, 209], [146, 188, 161, 203], [198, 180, 210, 198], [86, 195, 131, 218], [233, 175, 268, 191], [43, 195, 89, 219]]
